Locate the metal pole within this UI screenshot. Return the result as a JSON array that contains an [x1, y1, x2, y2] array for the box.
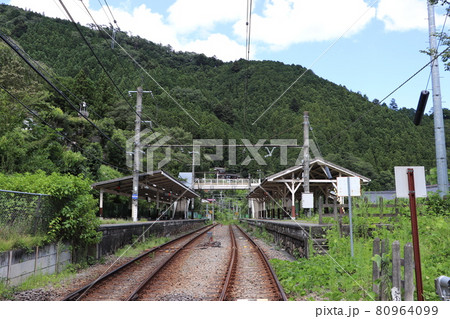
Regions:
[[131, 87, 143, 222], [427, 2, 449, 197], [347, 177, 354, 257], [303, 111, 311, 217], [407, 169, 424, 301]]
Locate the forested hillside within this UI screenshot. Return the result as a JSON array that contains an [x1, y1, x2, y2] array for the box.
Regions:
[[0, 4, 448, 190]]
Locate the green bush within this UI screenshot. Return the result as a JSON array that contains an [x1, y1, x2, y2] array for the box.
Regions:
[[0, 171, 101, 248], [270, 211, 450, 301]]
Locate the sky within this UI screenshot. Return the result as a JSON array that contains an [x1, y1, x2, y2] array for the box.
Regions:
[[3, 0, 450, 115]]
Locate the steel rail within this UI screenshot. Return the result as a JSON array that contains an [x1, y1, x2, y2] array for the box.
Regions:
[[62, 224, 213, 301], [218, 225, 237, 301], [127, 224, 217, 301], [235, 225, 288, 301]]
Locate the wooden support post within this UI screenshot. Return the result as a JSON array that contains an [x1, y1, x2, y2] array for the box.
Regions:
[[381, 239, 389, 301], [372, 237, 381, 300], [404, 243, 415, 301], [318, 196, 323, 224], [392, 241, 401, 296], [333, 196, 338, 222]]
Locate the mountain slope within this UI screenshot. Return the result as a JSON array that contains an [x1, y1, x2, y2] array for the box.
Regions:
[[0, 4, 446, 190]]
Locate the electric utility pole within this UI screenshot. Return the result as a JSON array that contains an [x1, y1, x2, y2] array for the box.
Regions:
[[427, 2, 449, 197], [303, 111, 311, 217], [129, 87, 151, 222]]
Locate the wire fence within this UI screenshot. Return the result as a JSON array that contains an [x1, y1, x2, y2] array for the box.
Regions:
[[0, 189, 56, 237]]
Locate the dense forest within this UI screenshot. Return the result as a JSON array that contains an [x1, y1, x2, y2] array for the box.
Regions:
[[0, 4, 448, 191]]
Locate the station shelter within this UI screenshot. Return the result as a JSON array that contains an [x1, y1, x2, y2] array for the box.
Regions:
[[247, 158, 370, 219], [92, 170, 199, 220]]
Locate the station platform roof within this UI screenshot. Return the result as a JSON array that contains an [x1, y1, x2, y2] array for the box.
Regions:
[[248, 158, 371, 199], [92, 170, 199, 204]]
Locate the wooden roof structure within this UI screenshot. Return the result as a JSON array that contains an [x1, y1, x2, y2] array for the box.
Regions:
[[92, 170, 199, 204], [248, 158, 371, 200]]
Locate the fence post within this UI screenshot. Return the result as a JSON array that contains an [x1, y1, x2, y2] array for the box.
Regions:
[[379, 197, 384, 214], [7, 250, 12, 284], [372, 237, 381, 300], [333, 196, 338, 222], [392, 241, 401, 299], [380, 238, 389, 301], [404, 243, 415, 301], [34, 246, 39, 275], [33, 195, 42, 235], [318, 196, 323, 224]]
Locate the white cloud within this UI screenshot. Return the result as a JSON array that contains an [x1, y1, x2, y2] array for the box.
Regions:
[[233, 0, 376, 49], [181, 33, 245, 61], [114, 4, 179, 47], [167, 0, 244, 34], [376, 0, 447, 32], [376, 0, 428, 31]]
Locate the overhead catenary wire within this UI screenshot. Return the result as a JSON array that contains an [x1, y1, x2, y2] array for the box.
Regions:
[[0, 83, 131, 174], [66, 0, 196, 168], [318, 46, 450, 151], [0, 30, 127, 154], [252, 0, 380, 126], [77, 1, 203, 160], [14, 45, 107, 120], [58, 0, 155, 132], [75, 0, 200, 126], [243, 0, 253, 132]]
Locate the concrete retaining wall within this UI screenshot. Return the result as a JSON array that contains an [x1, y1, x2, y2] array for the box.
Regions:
[[1, 219, 206, 285], [0, 242, 71, 286], [240, 219, 332, 258], [92, 219, 207, 259]]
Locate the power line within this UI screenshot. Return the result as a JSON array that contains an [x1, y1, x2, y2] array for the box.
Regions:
[[378, 46, 449, 104], [104, 0, 119, 29], [0, 30, 127, 154], [14, 44, 107, 120], [58, 0, 155, 132], [317, 46, 450, 152], [0, 83, 131, 174], [245, 0, 253, 61], [77, 0, 204, 164], [75, 0, 199, 126], [252, 0, 380, 126]]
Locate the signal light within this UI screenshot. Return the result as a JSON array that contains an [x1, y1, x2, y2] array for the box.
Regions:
[[413, 90, 429, 126]]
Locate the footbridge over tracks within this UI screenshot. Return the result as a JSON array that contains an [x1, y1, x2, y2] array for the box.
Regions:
[[193, 178, 260, 190]]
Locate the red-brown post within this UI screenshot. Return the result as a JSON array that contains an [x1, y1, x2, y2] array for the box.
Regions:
[[407, 168, 424, 301]]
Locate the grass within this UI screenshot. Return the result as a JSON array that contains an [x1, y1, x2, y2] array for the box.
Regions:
[[0, 264, 78, 300], [268, 211, 450, 301], [0, 231, 47, 253], [114, 235, 171, 258]]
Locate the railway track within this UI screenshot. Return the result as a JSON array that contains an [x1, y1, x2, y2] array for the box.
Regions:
[[62, 224, 215, 301], [63, 223, 286, 301], [219, 225, 287, 301]]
